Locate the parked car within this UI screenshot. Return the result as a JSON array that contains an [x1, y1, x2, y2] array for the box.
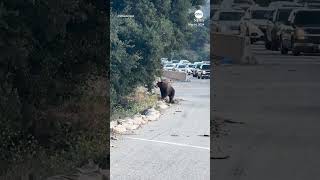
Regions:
[[179, 60, 190, 64], [171, 60, 179, 64], [161, 58, 168, 64], [240, 17, 264, 44], [186, 64, 196, 75], [231, 0, 257, 11], [212, 9, 246, 35], [295, 0, 320, 8], [211, 6, 220, 19], [193, 63, 203, 77], [201, 61, 210, 64], [161, 60, 169, 65], [163, 64, 175, 71], [265, 7, 300, 50], [247, 7, 274, 33], [170, 59, 179, 67], [197, 64, 211, 79], [280, 9, 320, 55], [174, 64, 187, 72], [269, 1, 302, 8], [240, 7, 273, 43]]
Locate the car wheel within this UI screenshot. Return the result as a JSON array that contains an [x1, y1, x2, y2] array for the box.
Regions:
[[292, 49, 300, 56], [197, 75, 200, 79], [280, 42, 288, 55], [271, 41, 278, 51], [265, 41, 271, 50], [246, 28, 250, 36], [250, 38, 255, 44], [281, 47, 288, 55]]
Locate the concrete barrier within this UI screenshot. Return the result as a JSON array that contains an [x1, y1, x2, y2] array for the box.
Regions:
[[162, 70, 187, 81], [211, 32, 256, 64]]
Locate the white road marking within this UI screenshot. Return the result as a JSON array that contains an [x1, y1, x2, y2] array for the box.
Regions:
[[125, 137, 210, 150]]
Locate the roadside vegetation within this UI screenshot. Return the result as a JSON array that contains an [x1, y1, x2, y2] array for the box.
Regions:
[[0, 1, 108, 179], [111, 87, 158, 120]]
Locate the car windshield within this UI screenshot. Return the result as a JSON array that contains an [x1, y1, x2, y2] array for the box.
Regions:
[[172, 60, 179, 63], [201, 65, 210, 70], [196, 64, 202, 68], [165, 64, 174, 67], [294, 11, 320, 26], [178, 65, 186, 68], [277, 9, 293, 24], [219, 12, 244, 21], [188, 65, 195, 68], [251, 10, 274, 19]]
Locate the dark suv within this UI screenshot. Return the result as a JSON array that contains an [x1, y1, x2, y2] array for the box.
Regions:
[[296, 0, 320, 9], [197, 64, 210, 79], [280, 9, 320, 55], [265, 7, 300, 50]]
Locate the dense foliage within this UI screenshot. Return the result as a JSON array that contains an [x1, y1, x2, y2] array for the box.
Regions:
[[0, 0, 108, 177]]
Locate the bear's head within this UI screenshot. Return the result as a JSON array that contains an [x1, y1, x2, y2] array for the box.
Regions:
[[156, 81, 163, 88]]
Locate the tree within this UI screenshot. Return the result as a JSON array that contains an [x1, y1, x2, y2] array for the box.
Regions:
[[0, 0, 108, 174]]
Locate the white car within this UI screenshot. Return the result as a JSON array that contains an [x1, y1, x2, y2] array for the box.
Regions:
[[201, 61, 210, 64], [174, 64, 187, 72], [186, 64, 196, 75], [161, 58, 169, 65], [163, 64, 175, 71], [193, 62, 203, 77], [295, 0, 320, 8], [246, 7, 274, 33], [179, 60, 190, 64], [212, 9, 246, 35], [171, 60, 179, 64], [240, 7, 274, 43]]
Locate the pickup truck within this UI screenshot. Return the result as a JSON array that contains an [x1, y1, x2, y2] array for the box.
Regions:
[[280, 9, 320, 55]]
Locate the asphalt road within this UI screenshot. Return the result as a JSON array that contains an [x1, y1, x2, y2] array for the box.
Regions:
[[213, 43, 320, 179], [111, 78, 210, 180], [252, 43, 320, 65]]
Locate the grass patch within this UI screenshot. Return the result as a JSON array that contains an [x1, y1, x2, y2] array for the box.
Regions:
[[0, 77, 108, 180], [111, 88, 158, 120]]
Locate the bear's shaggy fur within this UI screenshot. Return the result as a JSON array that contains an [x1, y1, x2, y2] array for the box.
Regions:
[[156, 81, 175, 103]]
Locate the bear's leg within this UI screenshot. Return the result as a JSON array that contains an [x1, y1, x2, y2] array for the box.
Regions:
[[169, 96, 174, 103], [169, 88, 175, 103], [160, 89, 167, 99]]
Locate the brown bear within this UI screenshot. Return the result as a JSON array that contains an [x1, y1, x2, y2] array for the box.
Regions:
[[156, 81, 175, 103]]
